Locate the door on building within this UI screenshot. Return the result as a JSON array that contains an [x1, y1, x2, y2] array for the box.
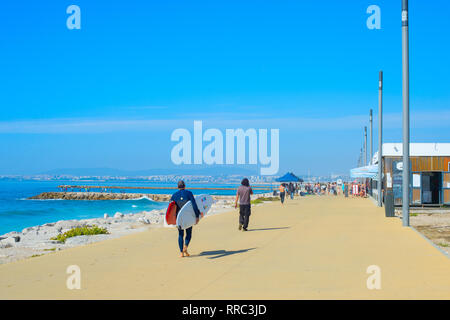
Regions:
[[412, 173, 421, 205], [443, 172, 450, 205], [421, 172, 442, 205]]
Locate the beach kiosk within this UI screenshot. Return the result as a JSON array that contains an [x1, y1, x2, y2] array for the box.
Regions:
[[372, 143, 450, 207]]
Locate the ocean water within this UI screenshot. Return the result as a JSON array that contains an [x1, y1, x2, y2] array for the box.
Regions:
[[0, 180, 271, 235]]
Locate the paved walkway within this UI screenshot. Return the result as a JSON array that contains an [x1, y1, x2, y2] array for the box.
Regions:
[[1, 196, 449, 299]]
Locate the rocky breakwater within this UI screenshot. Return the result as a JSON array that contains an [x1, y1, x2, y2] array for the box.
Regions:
[[28, 192, 172, 202], [28, 192, 243, 202]]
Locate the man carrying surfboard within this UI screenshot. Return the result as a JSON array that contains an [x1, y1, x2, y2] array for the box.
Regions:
[[170, 180, 201, 257], [235, 178, 253, 231]]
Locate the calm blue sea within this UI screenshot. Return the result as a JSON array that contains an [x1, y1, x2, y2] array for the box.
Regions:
[[0, 180, 270, 235]]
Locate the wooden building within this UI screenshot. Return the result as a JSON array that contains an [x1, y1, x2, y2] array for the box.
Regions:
[[375, 143, 450, 206]]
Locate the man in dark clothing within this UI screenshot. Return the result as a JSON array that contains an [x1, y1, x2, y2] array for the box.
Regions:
[[235, 178, 253, 231], [289, 182, 295, 200], [170, 180, 201, 257]]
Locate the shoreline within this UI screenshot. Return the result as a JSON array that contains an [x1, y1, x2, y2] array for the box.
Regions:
[[0, 193, 271, 265]]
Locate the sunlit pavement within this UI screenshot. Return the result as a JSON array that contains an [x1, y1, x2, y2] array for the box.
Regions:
[[1, 195, 449, 299]]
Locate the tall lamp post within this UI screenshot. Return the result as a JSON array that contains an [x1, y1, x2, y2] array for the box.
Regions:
[[370, 109, 373, 165], [402, 0, 410, 226], [364, 126, 368, 166], [377, 71, 383, 207]]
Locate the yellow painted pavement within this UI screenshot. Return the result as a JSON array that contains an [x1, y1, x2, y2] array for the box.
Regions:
[[0, 196, 449, 299]]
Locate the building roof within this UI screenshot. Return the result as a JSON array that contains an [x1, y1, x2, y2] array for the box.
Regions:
[[371, 143, 450, 164], [381, 143, 450, 157]]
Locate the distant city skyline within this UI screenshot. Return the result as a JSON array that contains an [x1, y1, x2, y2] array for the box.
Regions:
[[0, 166, 349, 180], [1, 1, 449, 176], [0, 172, 349, 184]]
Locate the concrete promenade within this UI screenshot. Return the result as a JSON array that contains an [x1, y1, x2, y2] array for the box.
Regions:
[[1, 196, 449, 299]]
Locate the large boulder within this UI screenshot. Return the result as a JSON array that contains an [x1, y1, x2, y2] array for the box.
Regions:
[[22, 227, 34, 234], [10, 235, 20, 242], [114, 212, 124, 218], [38, 226, 60, 238], [43, 223, 55, 227], [1, 231, 22, 238], [55, 220, 81, 229], [54, 220, 84, 233], [0, 236, 19, 248], [138, 217, 151, 224]]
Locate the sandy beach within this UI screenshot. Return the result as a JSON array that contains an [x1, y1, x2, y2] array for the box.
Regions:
[[1, 195, 449, 300]]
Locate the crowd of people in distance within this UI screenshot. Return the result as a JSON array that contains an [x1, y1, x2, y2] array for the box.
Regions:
[[284, 181, 370, 198], [301, 182, 340, 196]]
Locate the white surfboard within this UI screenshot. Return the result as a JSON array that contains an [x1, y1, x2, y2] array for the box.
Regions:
[[176, 194, 214, 230]]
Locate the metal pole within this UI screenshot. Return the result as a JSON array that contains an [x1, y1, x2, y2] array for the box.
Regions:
[[361, 147, 363, 167], [370, 109, 373, 165], [377, 71, 383, 207], [359, 148, 363, 167], [402, 0, 410, 226], [364, 126, 368, 166]]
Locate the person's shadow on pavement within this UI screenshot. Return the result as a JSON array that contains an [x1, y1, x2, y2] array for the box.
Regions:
[[247, 227, 290, 232], [195, 248, 256, 259]]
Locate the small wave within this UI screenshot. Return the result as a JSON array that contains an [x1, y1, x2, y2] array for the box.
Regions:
[[124, 196, 162, 202], [105, 196, 156, 202]]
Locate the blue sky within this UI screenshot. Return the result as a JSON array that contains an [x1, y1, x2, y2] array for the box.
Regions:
[[0, 0, 449, 176]]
